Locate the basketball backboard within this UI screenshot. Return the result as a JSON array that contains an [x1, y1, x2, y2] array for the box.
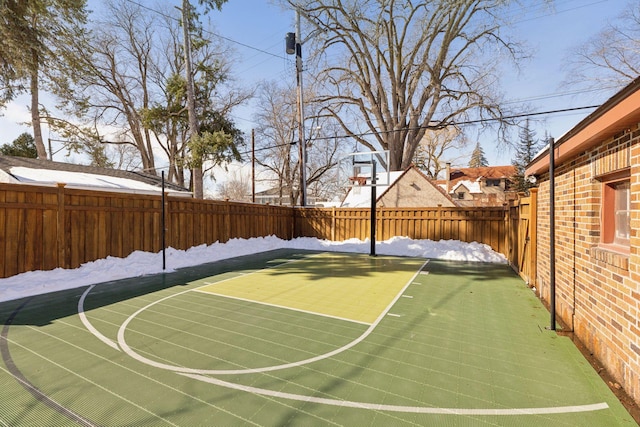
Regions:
[[337, 150, 390, 190]]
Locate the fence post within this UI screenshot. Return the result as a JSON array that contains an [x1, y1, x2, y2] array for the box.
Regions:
[[225, 199, 231, 242], [163, 192, 172, 252], [503, 202, 509, 263], [331, 207, 336, 241], [56, 183, 68, 269], [436, 205, 442, 240]]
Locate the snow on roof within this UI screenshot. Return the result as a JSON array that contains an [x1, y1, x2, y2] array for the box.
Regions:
[[451, 180, 482, 194], [0, 156, 190, 195], [7, 166, 188, 195], [341, 170, 403, 207]]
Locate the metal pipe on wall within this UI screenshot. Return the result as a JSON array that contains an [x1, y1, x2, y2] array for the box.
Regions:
[[549, 137, 556, 330]]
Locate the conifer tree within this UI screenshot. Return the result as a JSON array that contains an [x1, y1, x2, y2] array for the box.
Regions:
[[0, 0, 88, 159], [512, 119, 541, 193], [0, 133, 38, 158], [469, 142, 489, 168]]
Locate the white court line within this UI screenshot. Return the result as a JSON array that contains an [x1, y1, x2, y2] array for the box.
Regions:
[[78, 285, 119, 351], [8, 325, 259, 426], [77, 255, 313, 352], [192, 289, 371, 325], [401, 295, 413, 299], [114, 258, 431, 375], [4, 332, 179, 427], [78, 257, 611, 417], [180, 373, 609, 416]]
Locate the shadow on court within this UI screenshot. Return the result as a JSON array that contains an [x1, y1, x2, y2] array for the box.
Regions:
[[0, 252, 638, 426], [0, 249, 319, 327]]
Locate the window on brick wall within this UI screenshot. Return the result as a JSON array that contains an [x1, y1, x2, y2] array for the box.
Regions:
[[600, 172, 630, 253]]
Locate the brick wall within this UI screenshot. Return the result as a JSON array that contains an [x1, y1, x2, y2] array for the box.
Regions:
[[535, 123, 640, 405]]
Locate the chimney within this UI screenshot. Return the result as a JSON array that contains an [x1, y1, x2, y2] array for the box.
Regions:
[[445, 162, 451, 193]]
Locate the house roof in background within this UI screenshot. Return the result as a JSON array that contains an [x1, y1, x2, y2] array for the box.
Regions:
[[0, 156, 190, 195], [340, 170, 404, 207], [376, 165, 456, 203], [449, 166, 516, 183], [435, 165, 516, 191], [451, 181, 481, 194]]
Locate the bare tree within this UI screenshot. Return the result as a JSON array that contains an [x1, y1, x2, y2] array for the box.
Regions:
[[52, 0, 247, 191], [286, 0, 523, 171], [216, 170, 250, 201], [254, 81, 299, 205], [412, 127, 468, 178], [54, 0, 158, 173], [141, 9, 249, 189], [254, 80, 344, 205], [109, 143, 142, 171], [565, 1, 640, 91]]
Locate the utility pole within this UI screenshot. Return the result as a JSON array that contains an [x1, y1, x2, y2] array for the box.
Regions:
[[286, 8, 307, 206], [181, 0, 203, 199], [251, 128, 256, 203]]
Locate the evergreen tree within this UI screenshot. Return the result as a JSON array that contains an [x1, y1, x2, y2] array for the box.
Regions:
[[469, 142, 489, 167], [0, 0, 88, 159], [0, 133, 38, 158], [512, 120, 542, 193]]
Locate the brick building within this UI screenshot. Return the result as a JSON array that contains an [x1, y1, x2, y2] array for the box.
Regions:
[[526, 77, 640, 407]]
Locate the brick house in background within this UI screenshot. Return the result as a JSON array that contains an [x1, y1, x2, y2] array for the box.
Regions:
[[436, 164, 517, 207], [526, 77, 640, 407]]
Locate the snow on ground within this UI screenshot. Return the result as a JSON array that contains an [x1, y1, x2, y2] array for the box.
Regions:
[[0, 236, 507, 304]]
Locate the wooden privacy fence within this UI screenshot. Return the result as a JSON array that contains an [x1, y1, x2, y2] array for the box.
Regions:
[[0, 183, 292, 278], [295, 206, 509, 254], [0, 182, 535, 279]]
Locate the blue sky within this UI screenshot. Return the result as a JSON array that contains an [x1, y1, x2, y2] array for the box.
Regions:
[[0, 0, 629, 167]]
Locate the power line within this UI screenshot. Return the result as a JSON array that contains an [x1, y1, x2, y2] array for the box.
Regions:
[[122, 0, 287, 60], [502, 85, 621, 105], [111, 2, 603, 159], [512, 0, 610, 25], [306, 105, 601, 143], [236, 140, 295, 157], [246, 104, 600, 155]]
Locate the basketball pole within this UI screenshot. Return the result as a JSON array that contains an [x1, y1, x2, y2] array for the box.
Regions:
[[370, 161, 376, 257], [161, 171, 166, 270]]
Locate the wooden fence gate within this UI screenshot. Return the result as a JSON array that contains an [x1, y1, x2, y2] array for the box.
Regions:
[[508, 189, 537, 287]]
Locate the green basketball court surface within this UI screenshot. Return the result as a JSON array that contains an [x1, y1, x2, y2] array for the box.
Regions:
[[0, 249, 636, 426]]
